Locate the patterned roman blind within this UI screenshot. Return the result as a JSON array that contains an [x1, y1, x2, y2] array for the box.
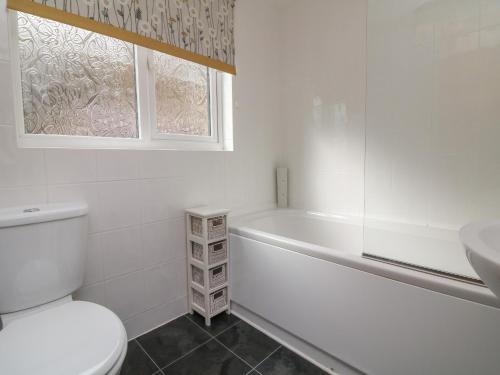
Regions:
[[7, 0, 236, 74]]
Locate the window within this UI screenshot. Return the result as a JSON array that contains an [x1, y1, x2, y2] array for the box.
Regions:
[[152, 52, 211, 138], [17, 13, 138, 139], [11, 12, 231, 151]]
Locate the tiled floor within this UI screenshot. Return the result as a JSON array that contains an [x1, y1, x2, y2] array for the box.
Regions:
[[121, 313, 329, 375]]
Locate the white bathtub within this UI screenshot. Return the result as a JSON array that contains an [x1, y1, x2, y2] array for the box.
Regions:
[[229, 209, 500, 375]]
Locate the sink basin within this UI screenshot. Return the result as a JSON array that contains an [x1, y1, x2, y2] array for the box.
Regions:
[[460, 221, 500, 298]]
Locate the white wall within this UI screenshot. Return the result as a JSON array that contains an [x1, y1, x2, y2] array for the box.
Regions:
[[0, 0, 282, 338], [279, 0, 367, 217]]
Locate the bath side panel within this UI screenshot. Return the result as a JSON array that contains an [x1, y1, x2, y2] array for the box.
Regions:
[[230, 234, 500, 375]]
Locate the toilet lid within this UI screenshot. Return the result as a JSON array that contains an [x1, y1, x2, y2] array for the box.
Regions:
[[0, 301, 126, 375]]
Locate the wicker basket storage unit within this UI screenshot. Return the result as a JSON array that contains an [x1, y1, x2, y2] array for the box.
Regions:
[[186, 207, 230, 326]]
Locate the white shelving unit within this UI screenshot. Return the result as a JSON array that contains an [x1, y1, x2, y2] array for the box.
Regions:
[[186, 207, 230, 326]]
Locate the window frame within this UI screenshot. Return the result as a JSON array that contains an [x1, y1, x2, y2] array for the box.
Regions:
[[8, 11, 229, 151], [141, 48, 222, 146]]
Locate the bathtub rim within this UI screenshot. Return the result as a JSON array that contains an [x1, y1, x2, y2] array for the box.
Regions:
[[229, 209, 500, 310]]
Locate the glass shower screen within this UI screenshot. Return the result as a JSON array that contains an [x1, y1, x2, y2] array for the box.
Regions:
[[363, 0, 500, 282]]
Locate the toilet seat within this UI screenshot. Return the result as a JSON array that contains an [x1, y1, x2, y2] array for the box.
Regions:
[[0, 301, 127, 375]]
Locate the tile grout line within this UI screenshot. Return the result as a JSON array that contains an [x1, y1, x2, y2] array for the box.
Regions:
[[134, 339, 164, 374], [213, 319, 243, 338], [144, 315, 241, 373], [184, 314, 281, 373], [85, 256, 188, 286], [132, 314, 326, 375], [126, 308, 187, 341], [212, 335, 257, 370], [160, 337, 214, 371], [182, 315, 256, 370], [184, 313, 242, 339], [248, 345, 282, 374]]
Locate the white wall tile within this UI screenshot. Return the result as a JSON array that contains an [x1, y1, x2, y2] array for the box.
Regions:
[[143, 257, 187, 310], [280, 0, 366, 217], [141, 220, 172, 267], [100, 226, 143, 279], [95, 180, 142, 232], [0, 185, 47, 208], [195, 153, 227, 207], [164, 176, 202, 217], [142, 218, 185, 267], [104, 271, 147, 321], [0, 0, 10, 61], [433, 0, 479, 42], [82, 234, 103, 286], [0, 61, 15, 125], [165, 218, 186, 258], [224, 152, 255, 210], [0, 126, 46, 187], [480, 24, 500, 48], [96, 150, 141, 181], [140, 179, 171, 223], [74, 283, 107, 306], [45, 150, 97, 184], [481, 0, 500, 29], [47, 183, 100, 233], [139, 150, 187, 179], [123, 296, 187, 339], [141, 177, 200, 223]]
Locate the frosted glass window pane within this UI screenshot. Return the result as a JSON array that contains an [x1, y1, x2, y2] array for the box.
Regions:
[[154, 52, 210, 136], [17, 13, 138, 138]]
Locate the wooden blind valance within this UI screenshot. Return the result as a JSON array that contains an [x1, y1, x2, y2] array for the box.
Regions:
[[8, 0, 236, 74]]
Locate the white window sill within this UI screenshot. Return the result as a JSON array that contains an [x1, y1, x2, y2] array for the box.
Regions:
[[17, 134, 234, 152]]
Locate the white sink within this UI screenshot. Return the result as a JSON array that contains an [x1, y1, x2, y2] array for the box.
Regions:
[[460, 221, 500, 298]]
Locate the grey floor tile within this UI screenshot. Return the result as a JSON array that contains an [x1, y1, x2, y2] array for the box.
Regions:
[[257, 347, 329, 375], [216, 321, 280, 367], [163, 339, 251, 375], [120, 340, 160, 375], [137, 316, 211, 368], [186, 312, 240, 336]]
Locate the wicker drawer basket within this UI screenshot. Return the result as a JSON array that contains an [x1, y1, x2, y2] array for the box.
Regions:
[[192, 287, 228, 314], [190, 215, 226, 240], [190, 216, 203, 237], [191, 264, 227, 289], [191, 240, 227, 265]]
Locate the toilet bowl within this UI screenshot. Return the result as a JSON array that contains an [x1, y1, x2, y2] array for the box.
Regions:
[[0, 203, 128, 375], [0, 298, 127, 375]]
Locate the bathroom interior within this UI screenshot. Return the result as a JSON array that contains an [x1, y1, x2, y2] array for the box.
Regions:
[[1, 0, 500, 374]]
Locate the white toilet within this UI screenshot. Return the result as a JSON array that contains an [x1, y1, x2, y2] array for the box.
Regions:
[[0, 203, 128, 375]]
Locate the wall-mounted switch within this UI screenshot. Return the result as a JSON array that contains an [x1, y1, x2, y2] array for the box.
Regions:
[[277, 167, 288, 208]]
